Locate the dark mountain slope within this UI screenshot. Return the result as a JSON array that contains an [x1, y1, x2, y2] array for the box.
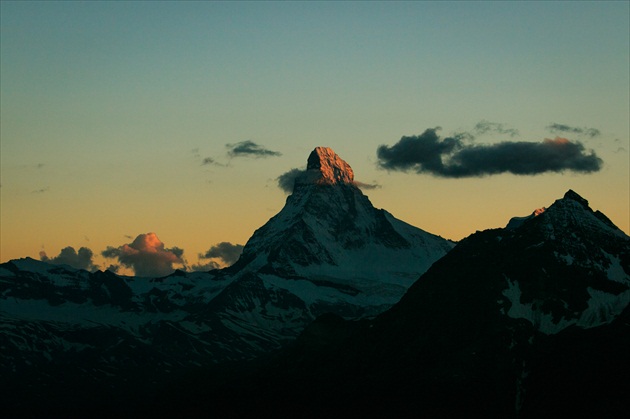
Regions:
[[156, 190, 629, 418]]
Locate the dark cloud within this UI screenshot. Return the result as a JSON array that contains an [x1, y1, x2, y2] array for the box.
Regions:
[[277, 168, 306, 193], [276, 168, 381, 193], [547, 123, 601, 138], [190, 261, 220, 272], [101, 233, 185, 277], [377, 129, 461, 173], [199, 242, 244, 266], [377, 128, 603, 178], [226, 140, 282, 158], [106, 264, 120, 273], [474, 120, 519, 137], [40, 246, 98, 271]]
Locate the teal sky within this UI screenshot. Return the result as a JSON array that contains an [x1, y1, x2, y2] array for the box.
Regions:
[[1, 1, 628, 273]]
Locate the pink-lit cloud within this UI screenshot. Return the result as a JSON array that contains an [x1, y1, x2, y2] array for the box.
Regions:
[[101, 233, 185, 277]]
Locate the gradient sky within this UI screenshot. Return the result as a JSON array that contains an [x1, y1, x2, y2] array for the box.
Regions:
[[1, 1, 628, 274]]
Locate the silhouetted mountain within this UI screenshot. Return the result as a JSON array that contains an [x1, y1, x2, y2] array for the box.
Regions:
[[158, 190, 629, 418]]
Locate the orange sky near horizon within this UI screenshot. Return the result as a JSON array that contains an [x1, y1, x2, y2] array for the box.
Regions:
[[1, 2, 628, 274]]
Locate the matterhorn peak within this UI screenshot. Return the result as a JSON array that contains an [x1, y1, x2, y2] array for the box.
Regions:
[[306, 147, 354, 185]]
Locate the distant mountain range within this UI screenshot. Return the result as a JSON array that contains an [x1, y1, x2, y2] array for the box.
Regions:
[[1, 147, 454, 415], [1, 148, 628, 417]]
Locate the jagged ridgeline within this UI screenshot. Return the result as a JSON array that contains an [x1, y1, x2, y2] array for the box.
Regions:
[[171, 189, 628, 418], [0, 147, 454, 414]]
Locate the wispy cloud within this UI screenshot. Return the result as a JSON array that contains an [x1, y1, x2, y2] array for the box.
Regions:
[[201, 156, 222, 166], [102, 233, 185, 277], [546, 123, 601, 138], [226, 140, 282, 158], [613, 139, 627, 154], [190, 261, 220, 271], [40, 246, 98, 271], [377, 128, 603, 178], [32, 186, 50, 194], [474, 120, 520, 137], [354, 181, 381, 190]]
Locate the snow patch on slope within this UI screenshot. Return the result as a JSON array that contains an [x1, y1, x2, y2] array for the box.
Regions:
[[577, 287, 630, 328], [502, 277, 630, 334]]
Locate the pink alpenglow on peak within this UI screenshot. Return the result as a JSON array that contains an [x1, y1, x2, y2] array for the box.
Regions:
[[533, 207, 546, 216], [306, 147, 355, 185]]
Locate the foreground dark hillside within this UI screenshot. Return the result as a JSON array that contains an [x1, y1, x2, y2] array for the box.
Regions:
[[156, 308, 629, 418]]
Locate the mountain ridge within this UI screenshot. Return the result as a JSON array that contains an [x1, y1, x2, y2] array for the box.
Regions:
[[155, 188, 629, 418], [1, 147, 454, 414]]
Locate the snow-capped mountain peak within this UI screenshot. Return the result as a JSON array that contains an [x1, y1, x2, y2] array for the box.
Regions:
[[232, 147, 453, 277]]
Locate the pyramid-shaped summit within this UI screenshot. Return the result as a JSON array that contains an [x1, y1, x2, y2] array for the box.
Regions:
[[206, 147, 455, 350], [231, 146, 454, 280], [304, 146, 355, 185]]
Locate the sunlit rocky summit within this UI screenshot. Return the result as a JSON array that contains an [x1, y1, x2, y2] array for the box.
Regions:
[[229, 146, 453, 291], [303, 146, 355, 185]]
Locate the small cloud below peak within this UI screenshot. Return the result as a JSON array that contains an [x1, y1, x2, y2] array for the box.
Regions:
[[198, 242, 244, 267]]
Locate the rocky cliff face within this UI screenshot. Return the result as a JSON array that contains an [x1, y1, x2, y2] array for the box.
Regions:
[[305, 146, 355, 185]]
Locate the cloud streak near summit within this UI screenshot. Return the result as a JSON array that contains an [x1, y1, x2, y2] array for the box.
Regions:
[[377, 129, 603, 178]]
